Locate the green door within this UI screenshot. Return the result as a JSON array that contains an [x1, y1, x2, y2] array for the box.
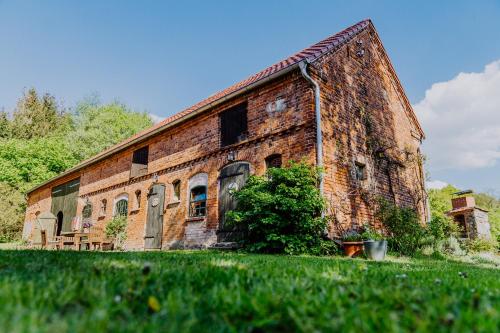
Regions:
[[50, 178, 80, 234], [145, 183, 165, 249]]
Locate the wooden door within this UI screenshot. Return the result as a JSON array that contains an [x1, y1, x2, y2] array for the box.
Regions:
[[145, 183, 165, 249], [50, 178, 80, 233], [218, 162, 250, 242]]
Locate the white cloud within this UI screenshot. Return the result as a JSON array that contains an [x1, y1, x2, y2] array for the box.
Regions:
[[149, 113, 164, 124], [413, 60, 500, 170], [426, 180, 448, 190]]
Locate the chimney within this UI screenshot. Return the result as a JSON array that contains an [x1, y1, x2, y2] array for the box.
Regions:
[[451, 196, 476, 210]]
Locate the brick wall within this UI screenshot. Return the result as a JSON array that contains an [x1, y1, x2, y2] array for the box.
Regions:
[[24, 72, 317, 249], [312, 28, 426, 236]]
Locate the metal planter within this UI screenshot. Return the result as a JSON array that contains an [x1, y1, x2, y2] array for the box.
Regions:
[[363, 240, 387, 261]]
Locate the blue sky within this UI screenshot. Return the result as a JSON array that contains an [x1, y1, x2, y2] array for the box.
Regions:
[[1, 1, 500, 194]]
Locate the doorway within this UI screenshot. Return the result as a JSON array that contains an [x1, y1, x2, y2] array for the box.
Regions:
[[56, 211, 63, 236], [218, 162, 250, 242], [144, 183, 165, 249]]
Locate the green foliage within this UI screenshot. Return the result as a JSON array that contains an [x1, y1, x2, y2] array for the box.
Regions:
[[9, 88, 72, 139], [227, 162, 336, 255], [377, 200, 426, 256], [0, 89, 153, 242], [427, 214, 459, 241], [0, 137, 78, 192], [0, 111, 10, 138], [361, 224, 384, 241], [105, 215, 128, 239], [69, 98, 153, 161], [0, 251, 499, 332], [0, 182, 25, 242], [463, 238, 498, 253], [105, 215, 128, 250], [342, 230, 364, 242]]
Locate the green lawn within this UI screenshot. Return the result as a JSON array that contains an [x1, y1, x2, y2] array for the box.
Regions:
[[0, 250, 498, 332]]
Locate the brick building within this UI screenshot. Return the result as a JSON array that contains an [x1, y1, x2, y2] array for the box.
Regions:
[[23, 19, 427, 250]]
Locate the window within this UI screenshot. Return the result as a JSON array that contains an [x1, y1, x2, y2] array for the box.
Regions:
[[354, 162, 367, 181], [134, 190, 141, 209], [220, 103, 248, 147], [189, 186, 207, 217], [188, 173, 208, 217], [265, 154, 282, 169], [172, 179, 181, 202], [100, 199, 107, 216], [82, 203, 92, 220], [130, 146, 149, 178], [114, 195, 129, 217]]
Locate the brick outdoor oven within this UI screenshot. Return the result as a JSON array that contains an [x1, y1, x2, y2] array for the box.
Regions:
[[447, 192, 491, 239]]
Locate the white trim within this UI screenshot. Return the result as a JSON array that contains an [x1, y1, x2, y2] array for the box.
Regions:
[[113, 193, 129, 216]]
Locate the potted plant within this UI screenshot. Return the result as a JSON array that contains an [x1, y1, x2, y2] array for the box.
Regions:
[[342, 231, 364, 257], [361, 224, 387, 261]]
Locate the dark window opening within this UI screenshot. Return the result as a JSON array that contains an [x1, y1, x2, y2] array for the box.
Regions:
[[115, 199, 128, 217], [130, 146, 149, 178], [454, 214, 467, 238], [100, 199, 107, 216], [354, 162, 367, 181], [265, 154, 282, 169], [172, 180, 181, 201], [220, 103, 248, 147], [189, 186, 207, 217], [135, 190, 141, 209]]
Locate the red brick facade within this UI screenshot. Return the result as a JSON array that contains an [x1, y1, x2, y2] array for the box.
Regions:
[[24, 20, 426, 249]]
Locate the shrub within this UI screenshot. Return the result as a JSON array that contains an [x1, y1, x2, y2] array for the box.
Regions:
[[105, 216, 128, 250], [463, 238, 498, 253], [226, 162, 337, 255], [427, 214, 459, 240], [376, 200, 426, 256]]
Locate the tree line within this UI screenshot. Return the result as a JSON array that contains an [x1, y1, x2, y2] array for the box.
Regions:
[[0, 88, 153, 241]]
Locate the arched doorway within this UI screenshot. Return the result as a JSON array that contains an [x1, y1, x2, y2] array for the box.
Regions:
[[56, 211, 63, 236], [218, 162, 250, 242]]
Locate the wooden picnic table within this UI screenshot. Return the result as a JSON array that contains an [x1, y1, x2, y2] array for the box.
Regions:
[[60, 231, 89, 250]]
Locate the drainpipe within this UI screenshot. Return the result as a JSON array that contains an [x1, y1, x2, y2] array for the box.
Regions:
[[299, 61, 324, 197]]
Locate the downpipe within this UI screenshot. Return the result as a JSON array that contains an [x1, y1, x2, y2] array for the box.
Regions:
[[299, 61, 324, 197]]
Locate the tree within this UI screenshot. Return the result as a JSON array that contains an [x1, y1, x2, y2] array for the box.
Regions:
[[10, 88, 71, 139], [0, 111, 10, 138], [0, 182, 25, 242], [68, 99, 153, 160], [0, 136, 78, 192]]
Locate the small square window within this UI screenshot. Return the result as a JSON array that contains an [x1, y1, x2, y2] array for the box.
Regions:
[[354, 162, 367, 181]]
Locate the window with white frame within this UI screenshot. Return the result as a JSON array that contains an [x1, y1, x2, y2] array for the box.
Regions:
[[188, 173, 208, 217], [114, 194, 129, 217]]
